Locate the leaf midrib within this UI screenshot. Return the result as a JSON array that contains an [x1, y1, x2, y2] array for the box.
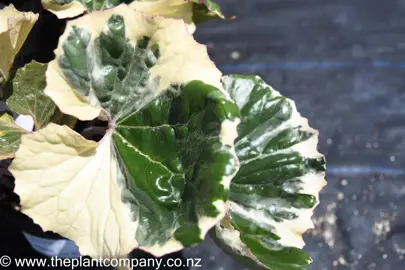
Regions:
[[113, 130, 184, 176]]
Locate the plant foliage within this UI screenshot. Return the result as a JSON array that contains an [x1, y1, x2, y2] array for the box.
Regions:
[[0, 2, 325, 269]]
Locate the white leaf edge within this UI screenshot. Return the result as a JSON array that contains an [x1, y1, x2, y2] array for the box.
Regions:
[[15, 3, 239, 260], [214, 89, 327, 263], [44, 4, 223, 121], [41, 0, 87, 19], [11, 117, 240, 258], [10, 124, 138, 258], [43, 0, 196, 33]]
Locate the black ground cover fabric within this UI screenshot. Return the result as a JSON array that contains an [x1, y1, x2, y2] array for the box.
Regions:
[[1, 0, 405, 269]]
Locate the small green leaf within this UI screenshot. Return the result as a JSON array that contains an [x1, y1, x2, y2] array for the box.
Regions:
[[212, 75, 327, 270], [7, 61, 56, 130], [0, 113, 28, 159], [192, 0, 225, 24]]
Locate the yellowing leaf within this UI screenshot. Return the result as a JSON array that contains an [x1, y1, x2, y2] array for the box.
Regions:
[[41, 0, 225, 32], [12, 80, 240, 258], [0, 113, 28, 159], [129, 0, 196, 33], [0, 5, 38, 85], [41, 0, 87, 19], [10, 123, 138, 258]]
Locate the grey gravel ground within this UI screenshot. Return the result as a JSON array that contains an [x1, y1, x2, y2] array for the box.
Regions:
[[185, 0, 405, 269]]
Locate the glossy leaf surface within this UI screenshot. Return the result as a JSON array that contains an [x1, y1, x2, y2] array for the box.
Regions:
[[11, 6, 240, 258], [212, 75, 326, 270]]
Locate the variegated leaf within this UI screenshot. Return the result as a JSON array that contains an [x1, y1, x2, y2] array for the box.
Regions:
[[212, 75, 326, 270], [11, 5, 240, 259]]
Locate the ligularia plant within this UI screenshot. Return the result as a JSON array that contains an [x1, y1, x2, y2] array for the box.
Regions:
[[0, 1, 326, 270]]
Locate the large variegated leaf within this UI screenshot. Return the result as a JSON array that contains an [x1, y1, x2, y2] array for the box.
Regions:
[[212, 75, 326, 270], [11, 5, 240, 259], [45, 4, 222, 121], [0, 113, 28, 159], [0, 5, 38, 87], [42, 0, 225, 29], [6, 61, 56, 130]]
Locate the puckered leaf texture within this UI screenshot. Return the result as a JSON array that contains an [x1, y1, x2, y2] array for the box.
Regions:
[[211, 75, 326, 270], [11, 5, 240, 259]]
